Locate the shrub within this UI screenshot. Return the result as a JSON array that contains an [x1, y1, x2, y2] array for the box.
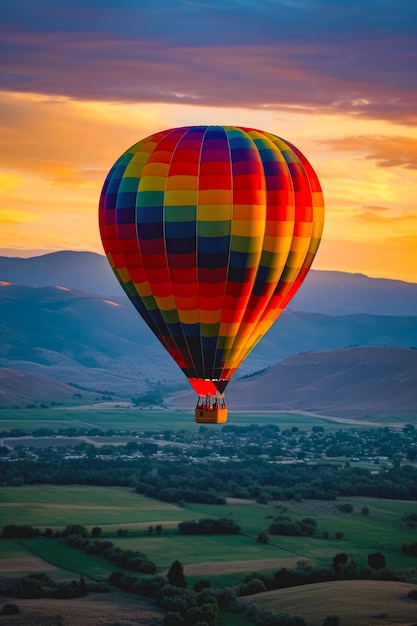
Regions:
[[239, 577, 267, 596], [1, 524, 39, 539], [178, 518, 240, 534], [337, 503, 354, 513], [1, 604, 19, 615], [61, 524, 88, 538], [193, 579, 211, 592], [257, 530, 270, 544], [15, 576, 42, 599], [163, 612, 184, 626]]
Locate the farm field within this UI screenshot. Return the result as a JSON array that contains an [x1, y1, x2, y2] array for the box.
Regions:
[[0, 589, 165, 626], [0, 486, 193, 527], [0, 406, 390, 432], [1, 485, 417, 584], [249, 579, 417, 626]]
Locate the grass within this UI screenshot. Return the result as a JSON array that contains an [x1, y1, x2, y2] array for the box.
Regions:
[[0, 539, 35, 558], [1, 486, 417, 586], [0, 406, 388, 432], [0, 485, 202, 527], [250, 579, 417, 626], [19, 538, 120, 580], [113, 533, 293, 572]]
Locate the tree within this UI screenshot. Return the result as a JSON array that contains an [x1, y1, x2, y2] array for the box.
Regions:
[[361, 506, 370, 516], [91, 526, 102, 538], [257, 530, 270, 544], [163, 612, 184, 626], [79, 576, 87, 597], [323, 616, 340, 626], [240, 577, 267, 596], [332, 553, 348, 574], [185, 602, 218, 626], [368, 552, 386, 570], [193, 579, 211, 592], [335, 532, 344, 540], [62, 525, 87, 538], [337, 503, 354, 513], [155, 524, 163, 535], [167, 560, 186, 588]]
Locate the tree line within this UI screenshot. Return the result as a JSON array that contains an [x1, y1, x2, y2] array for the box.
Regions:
[[2, 454, 417, 502]]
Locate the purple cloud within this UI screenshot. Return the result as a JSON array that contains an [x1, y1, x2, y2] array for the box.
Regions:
[[1, 0, 416, 124]]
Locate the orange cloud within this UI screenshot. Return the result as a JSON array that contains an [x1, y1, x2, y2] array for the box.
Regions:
[[0, 91, 162, 186], [323, 135, 417, 169], [0, 209, 36, 225], [19, 159, 103, 186], [354, 210, 417, 225]]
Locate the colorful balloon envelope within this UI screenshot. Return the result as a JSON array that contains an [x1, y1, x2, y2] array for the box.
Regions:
[[99, 126, 324, 423]]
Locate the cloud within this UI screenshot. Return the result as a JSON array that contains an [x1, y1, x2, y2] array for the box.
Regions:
[[1, 0, 416, 124], [0, 91, 164, 185], [354, 210, 417, 226], [0, 210, 36, 225], [323, 136, 417, 169]]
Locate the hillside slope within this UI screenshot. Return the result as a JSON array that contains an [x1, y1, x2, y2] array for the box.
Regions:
[[248, 579, 417, 626], [168, 346, 417, 417], [0, 368, 96, 408], [226, 346, 417, 416]]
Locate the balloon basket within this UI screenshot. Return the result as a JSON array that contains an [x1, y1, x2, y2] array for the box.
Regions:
[[195, 394, 228, 424]]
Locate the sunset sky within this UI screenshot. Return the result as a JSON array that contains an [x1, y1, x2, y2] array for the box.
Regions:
[[1, 0, 416, 282]]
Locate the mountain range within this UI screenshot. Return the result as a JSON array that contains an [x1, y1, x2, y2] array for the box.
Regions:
[[0, 251, 416, 414], [1, 251, 416, 316]]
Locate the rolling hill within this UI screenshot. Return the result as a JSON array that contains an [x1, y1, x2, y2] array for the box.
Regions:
[[246, 579, 417, 626], [0, 368, 96, 408], [229, 346, 417, 417], [168, 346, 417, 417]]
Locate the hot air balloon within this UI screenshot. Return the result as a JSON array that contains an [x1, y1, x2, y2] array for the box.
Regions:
[[99, 126, 324, 423]]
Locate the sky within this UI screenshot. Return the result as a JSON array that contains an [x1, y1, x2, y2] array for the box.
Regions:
[[1, 0, 416, 282]]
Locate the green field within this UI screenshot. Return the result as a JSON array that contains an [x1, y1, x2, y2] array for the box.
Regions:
[[0, 485, 195, 527], [0, 406, 389, 432], [1, 485, 417, 585]]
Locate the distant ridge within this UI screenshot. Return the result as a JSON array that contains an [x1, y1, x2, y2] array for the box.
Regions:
[[0, 251, 116, 297], [0, 250, 416, 315]]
